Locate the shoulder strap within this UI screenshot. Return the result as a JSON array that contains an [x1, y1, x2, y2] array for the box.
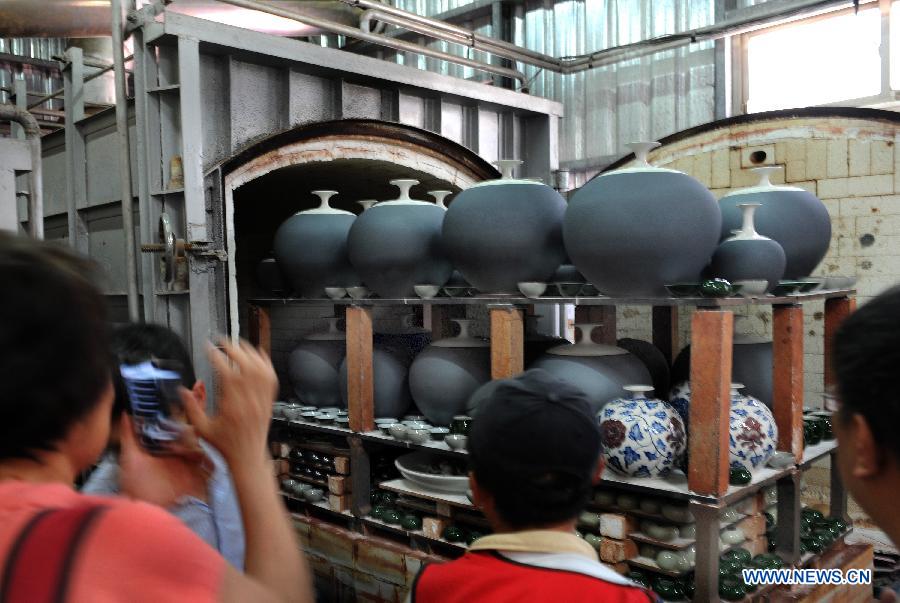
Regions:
[[0, 505, 109, 603]]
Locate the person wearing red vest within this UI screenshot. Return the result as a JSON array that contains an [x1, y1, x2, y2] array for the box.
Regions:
[[412, 369, 657, 603]]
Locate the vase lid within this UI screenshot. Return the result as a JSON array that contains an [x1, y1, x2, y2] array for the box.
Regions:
[[598, 142, 680, 178], [433, 319, 489, 348], [305, 317, 346, 341], [722, 166, 806, 197], [466, 159, 547, 188], [374, 179, 436, 207], [299, 191, 354, 216], [548, 323, 627, 356]]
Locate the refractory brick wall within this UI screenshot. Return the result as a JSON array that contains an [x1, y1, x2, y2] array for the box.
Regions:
[[613, 113, 900, 409]]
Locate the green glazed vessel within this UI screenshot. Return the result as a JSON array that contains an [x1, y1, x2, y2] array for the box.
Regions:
[[729, 466, 752, 485], [442, 525, 467, 543], [701, 278, 734, 297], [382, 508, 402, 525], [628, 571, 650, 589], [401, 514, 422, 531], [719, 576, 746, 601], [724, 548, 752, 565]]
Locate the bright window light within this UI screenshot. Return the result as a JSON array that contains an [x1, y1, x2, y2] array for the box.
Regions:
[[746, 7, 881, 113]]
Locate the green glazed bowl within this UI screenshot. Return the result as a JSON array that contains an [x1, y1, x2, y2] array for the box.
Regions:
[[627, 571, 650, 589], [771, 280, 805, 296], [681, 575, 695, 599], [442, 525, 467, 543], [719, 576, 746, 601], [719, 558, 744, 578], [369, 504, 387, 520], [466, 530, 485, 546], [665, 283, 701, 298], [723, 548, 752, 565], [652, 577, 684, 601], [400, 514, 422, 531], [701, 278, 734, 298], [802, 507, 825, 522], [382, 508, 402, 525], [729, 466, 752, 485], [767, 536, 776, 552], [764, 511, 776, 531]]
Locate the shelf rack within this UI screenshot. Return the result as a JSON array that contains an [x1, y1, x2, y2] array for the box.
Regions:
[[253, 288, 856, 602]]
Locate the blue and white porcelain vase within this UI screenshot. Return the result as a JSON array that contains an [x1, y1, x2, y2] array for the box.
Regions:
[[729, 383, 777, 471], [599, 385, 686, 478]]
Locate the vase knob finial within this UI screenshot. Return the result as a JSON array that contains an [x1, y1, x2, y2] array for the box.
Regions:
[[389, 179, 420, 201], [750, 165, 782, 187], [626, 142, 662, 167], [495, 159, 523, 180], [311, 190, 339, 209]]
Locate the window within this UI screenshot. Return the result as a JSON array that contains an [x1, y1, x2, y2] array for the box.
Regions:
[[744, 5, 882, 113]]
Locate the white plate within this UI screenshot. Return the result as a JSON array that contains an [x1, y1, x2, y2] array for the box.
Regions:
[[395, 451, 469, 494]]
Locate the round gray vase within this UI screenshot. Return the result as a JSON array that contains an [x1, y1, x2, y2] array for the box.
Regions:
[[442, 160, 567, 294], [719, 166, 831, 279], [564, 142, 722, 297], [272, 190, 358, 298], [287, 318, 346, 407], [409, 319, 492, 426], [709, 203, 786, 292], [347, 179, 452, 298]]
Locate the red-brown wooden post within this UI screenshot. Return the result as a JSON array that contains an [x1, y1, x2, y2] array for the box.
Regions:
[[490, 306, 524, 379], [688, 309, 733, 496], [346, 306, 374, 432], [773, 304, 804, 459], [824, 296, 856, 391], [424, 304, 447, 341], [247, 304, 271, 356]]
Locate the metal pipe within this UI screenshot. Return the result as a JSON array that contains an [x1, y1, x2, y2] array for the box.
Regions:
[[27, 56, 131, 111], [213, 0, 527, 83], [111, 0, 140, 321], [0, 103, 43, 239], [355, 3, 562, 72]]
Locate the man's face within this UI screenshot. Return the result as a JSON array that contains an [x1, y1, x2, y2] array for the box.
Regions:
[[832, 408, 883, 523]]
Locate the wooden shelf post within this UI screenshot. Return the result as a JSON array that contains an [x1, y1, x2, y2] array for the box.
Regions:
[[824, 296, 856, 391], [773, 304, 804, 459], [688, 309, 733, 496], [490, 305, 524, 379], [424, 304, 447, 341], [247, 304, 271, 356], [346, 306, 375, 433]]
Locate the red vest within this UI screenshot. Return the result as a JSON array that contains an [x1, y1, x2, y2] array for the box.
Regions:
[[413, 551, 658, 603]]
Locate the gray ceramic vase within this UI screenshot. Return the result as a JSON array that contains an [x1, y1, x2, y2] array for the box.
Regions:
[[529, 324, 652, 415], [709, 203, 786, 292], [347, 179, 452, 298], [442, 160, 567, 294], [272, 191, 358, 298], [564, 142, 722, 297], [670, 327, 773, 408], [719, 166, 831, 279], [409, 320, 492, 426], [287, 318, 346, 407], [339, 340, 413, 418]]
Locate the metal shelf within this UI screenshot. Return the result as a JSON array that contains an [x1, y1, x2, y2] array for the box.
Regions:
[[360, 430, 466, 457], [248, 289, 856, 309]]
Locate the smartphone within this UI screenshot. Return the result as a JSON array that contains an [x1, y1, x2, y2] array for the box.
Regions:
[[120, 360, 187, 455]]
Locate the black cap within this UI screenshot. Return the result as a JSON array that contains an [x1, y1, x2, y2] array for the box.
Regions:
[[468, 369, 602, 483]]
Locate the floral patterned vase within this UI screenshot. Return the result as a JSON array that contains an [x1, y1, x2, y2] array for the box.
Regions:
[[599, 385, 687, 478], [729, 384, 777, 471]]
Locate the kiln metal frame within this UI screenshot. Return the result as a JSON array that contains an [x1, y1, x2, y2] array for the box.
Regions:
[[106, 5, 562, 389]]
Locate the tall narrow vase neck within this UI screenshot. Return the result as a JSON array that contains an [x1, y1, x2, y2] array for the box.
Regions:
[[496, 159, 523, 180], [313, 190, 338, 209], [428, 190, 451, 209], [390, 179, 418, 201], [624, 385, 654, 401], [739, 203, 761, 237], [627, 141, 661, 168], [752, 166, 782, 188]]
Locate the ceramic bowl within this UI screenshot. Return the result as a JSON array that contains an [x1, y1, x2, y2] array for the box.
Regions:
[[721, 508, 742, 523], [552, 282, 582, 297], [661, 504, 692, 523], [414, 284, 441, 299], [378, 422, 398, 435], [767, 451, 795, 468], [335, 417, 350, 428], [579, 512, 601, 529], [272, 402, 288, 418], [324, 287, 347, 300], [316, 413, 337, 424], [617, 494, 638, 510], [305, 488, 325, 502], [517, 281, 547, 298], [336, 410, 349, 418], [407, 428, 431, 445], [594, 491, 615, 507], [347, 286, 370, 299], [430, 427, 449, 441], [292, 482, 309, 497], [679, 524, 696, 539], [389, 423, 409, 440], [583, 533, 602, 549], [376, 417, 399, 426], [720, 527, 745, 545], [442, 286, 469, 298], [299, 410, 318, 421], [656, 550, 681, 571], [824, 275, 857, 290], [642, 521, 678, 542], [445, 434, 468, 451], [639, 499, 661, 514], [319, 407, 342, 414], [283, 406, 304, 421], [299, 406, 317, 412], [281, 478, 299, 492], [771, 280, 804, 296], [404, 415, 427, 422], [402, 420, 430, 429], [580, 283, 600, 296], [665, 283, 701, 298], [734, 279, 769, 297]]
